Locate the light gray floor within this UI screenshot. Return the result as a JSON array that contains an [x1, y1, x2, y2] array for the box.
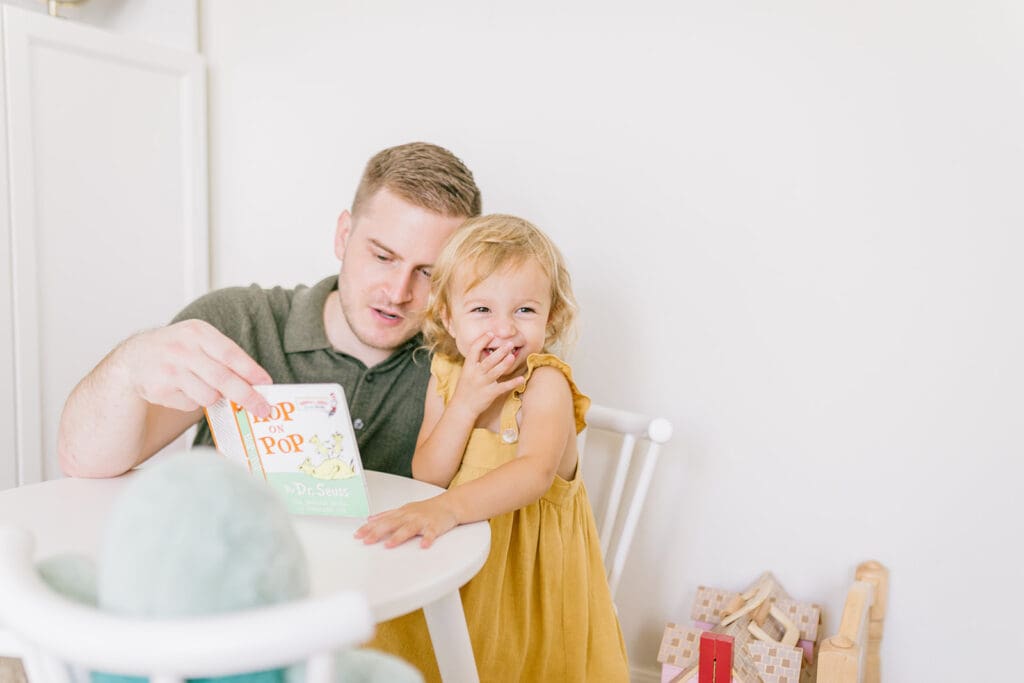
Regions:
[[0, 657, 27, 683]]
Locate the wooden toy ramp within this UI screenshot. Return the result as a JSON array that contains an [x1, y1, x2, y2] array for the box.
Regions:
[[816, 561, 889, 683]]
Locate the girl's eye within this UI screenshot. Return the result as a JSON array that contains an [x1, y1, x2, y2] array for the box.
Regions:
[[471, 306, 490, 313], [517, 307, 536, 314]]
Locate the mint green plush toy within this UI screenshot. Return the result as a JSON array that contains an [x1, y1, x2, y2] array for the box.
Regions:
[[37, 450, 421, 683]]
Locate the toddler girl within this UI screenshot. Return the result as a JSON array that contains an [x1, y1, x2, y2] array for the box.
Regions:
[[356, 214, 629, 682]]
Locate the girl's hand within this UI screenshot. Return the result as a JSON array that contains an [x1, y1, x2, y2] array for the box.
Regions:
[[353, 496, 459, 548], [450, 333, 525, 417]]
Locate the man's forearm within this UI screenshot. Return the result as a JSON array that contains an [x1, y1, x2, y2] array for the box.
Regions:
[[58, 342, 156, 478], [58, 320, 269, 478]]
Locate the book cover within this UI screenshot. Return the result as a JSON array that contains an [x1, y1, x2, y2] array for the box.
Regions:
[[203, 383, 371, 517]]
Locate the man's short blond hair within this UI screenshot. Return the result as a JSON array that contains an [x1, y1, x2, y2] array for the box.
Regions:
[[424, 214, 578, 360], [351, 142, 482, 219]]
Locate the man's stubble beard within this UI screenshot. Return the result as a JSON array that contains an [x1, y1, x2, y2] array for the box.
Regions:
[[336, 285, 420, 353]]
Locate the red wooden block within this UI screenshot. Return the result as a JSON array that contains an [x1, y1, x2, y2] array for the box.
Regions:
[[698, 632, 734, 683], [714, 634, 733, 683]]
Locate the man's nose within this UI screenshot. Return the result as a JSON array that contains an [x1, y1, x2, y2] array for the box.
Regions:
[[386, 269, 415, 304]]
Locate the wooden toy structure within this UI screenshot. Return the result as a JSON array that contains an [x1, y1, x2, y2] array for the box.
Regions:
[[815, 561, 888, 683], [658, 573, 821, 683], [658, 561, 889, 683]]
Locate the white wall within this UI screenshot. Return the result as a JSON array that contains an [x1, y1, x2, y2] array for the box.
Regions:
[[201, 1, 1024, 679]]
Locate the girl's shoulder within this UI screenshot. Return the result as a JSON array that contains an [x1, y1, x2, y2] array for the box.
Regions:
[[517, 354, 591, 434], [520, 364, 572, 400]]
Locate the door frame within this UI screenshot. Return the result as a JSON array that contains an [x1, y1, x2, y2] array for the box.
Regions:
[[2, 6, 208, 484]]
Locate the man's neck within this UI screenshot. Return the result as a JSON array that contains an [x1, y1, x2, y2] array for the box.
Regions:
[[322, 291, 394, 367]]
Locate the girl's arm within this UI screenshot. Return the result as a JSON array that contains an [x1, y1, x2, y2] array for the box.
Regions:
[[443, 367, 572, 519], [409, 375, 463, 486], [412, 334, 524, 487], [355, 367, 575, 548]]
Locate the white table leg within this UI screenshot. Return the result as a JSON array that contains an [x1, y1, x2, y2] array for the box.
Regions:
[[422, 590, 478, 683]]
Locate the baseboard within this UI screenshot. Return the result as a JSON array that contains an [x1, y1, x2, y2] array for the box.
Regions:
[[631, 664, 661, 683]]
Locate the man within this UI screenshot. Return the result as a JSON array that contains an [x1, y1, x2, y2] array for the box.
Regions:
[[58, 142, 481, 478]]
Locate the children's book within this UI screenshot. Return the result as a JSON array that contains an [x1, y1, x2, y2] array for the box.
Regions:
[[203, 383, 371, 517]]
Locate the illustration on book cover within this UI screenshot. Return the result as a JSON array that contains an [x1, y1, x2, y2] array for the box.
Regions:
[[204, 383, 371, 517]]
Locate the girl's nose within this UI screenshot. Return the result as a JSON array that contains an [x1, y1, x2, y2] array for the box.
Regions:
[[493, 317, 516, 339]]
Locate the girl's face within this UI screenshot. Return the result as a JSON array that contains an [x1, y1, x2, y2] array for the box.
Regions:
[[445, 258, 552, 377]]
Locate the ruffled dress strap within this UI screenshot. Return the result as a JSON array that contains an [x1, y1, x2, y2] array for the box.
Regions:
[[497, 353, 591, 445], [430, 354, 462, 403]]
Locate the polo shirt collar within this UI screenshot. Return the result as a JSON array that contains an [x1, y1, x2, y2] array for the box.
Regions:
[[283, 275, 337, 353]]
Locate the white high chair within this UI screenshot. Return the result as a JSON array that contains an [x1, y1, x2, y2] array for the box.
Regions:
[[0, 525, 374, 683], [579, 403, 673, 603]]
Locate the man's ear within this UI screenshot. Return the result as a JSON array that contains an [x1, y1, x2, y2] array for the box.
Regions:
[[334, 211, 353, 261]]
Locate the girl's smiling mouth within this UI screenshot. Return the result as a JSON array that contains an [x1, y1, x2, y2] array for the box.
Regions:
[[482, 346, 522, 358]]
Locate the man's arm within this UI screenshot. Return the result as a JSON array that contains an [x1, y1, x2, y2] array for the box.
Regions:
[[58, 320, 274, 478]]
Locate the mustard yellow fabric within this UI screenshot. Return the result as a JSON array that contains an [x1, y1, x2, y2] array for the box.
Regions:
[[369, 353, 630, 682]]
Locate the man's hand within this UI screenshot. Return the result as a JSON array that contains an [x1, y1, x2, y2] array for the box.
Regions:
[[354, 495, 459, 548], [119, 319, 273, 418], [448, 333, 525, 418], [58, 319, 275, 478]]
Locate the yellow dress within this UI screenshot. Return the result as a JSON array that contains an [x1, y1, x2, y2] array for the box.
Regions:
[[369, 353, 630, 682]]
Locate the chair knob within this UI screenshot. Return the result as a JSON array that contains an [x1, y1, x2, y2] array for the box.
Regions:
[[648, 418, 673, 443]]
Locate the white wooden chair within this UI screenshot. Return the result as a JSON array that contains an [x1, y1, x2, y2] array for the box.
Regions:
[[0, 524, 375, 683], [579, 403, 673, 603]]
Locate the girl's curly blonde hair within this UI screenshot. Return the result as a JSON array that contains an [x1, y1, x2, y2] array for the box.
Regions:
[[423, 214, 578, 360]]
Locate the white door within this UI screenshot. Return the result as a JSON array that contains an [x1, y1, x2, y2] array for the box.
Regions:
[[0, 15, 13, 489], [1, 6, 208, 485]]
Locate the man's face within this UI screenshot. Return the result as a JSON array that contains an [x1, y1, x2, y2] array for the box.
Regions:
[[334, 188, 465, 357]]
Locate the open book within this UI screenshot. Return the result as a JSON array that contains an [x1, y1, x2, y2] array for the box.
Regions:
[[203, 383, 371, 517]]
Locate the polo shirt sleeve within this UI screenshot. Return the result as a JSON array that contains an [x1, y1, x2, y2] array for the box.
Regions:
[[169, 284, 290, 362], [171, 285, 254, 337]]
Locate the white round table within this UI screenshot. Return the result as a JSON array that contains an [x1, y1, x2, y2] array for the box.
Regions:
[[0, 468, 490, 682]]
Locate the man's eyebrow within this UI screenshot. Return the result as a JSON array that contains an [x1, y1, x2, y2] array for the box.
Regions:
[[367, 237, 437, 269], [368, 239, 398, 257]]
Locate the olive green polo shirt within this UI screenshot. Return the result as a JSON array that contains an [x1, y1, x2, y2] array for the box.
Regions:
[[171, 275, 430, 477]]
